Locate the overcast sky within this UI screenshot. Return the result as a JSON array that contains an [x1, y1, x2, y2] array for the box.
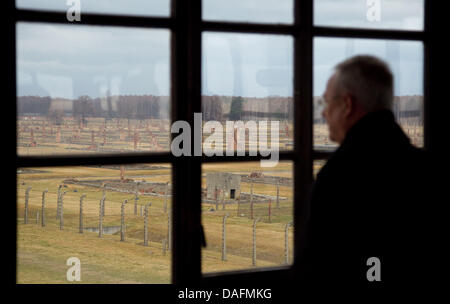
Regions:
[[16, 0, 424, 99]]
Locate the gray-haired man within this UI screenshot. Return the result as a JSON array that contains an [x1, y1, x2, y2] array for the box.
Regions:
[[302, 55, 434, 286]]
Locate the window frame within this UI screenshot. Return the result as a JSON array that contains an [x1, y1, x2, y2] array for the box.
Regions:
[[10, 0, 433, 285]]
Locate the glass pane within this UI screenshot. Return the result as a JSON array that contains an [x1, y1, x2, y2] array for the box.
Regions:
[[16, 23, 170, 156], [314, 38, 424, 151], [17, 164, 172, 283], [203, 0, 293, 24], [16, 0, 170, 17], [314, 0, 424, 31], [202, 33, 293, 155], [201, 161, 293, 274]]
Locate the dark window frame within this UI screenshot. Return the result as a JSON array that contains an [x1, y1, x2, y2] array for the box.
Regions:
[[10, 0, 434, 285]]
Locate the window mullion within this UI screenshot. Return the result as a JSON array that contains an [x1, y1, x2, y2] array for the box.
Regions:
[[423, 0, 431, 152], [171, 0, 202, 285], [292, 0, 314, 278]]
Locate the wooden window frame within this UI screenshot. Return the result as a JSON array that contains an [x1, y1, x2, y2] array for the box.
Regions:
[[9, 0, 435, 285]]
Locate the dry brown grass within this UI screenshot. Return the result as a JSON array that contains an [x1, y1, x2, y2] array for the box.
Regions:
[[17, 162, 294, 283]]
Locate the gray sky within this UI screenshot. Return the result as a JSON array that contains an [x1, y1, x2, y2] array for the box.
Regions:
[[16, 0, 424, 99]]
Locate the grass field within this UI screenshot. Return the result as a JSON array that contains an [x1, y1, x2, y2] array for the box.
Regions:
[[16, 116, 422, 283], [17, 162, 294, 284]]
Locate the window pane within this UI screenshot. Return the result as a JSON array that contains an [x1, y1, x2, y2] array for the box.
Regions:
[[202, 33, 293, 154], [16, 0, 170, 17], [314, 38, 424, 151], [201, 161, 293, 274], [16, 23, 170, 156], [314, 0, 424, 31], [203, 0, 293, 24], [17, 164, 172, 283]]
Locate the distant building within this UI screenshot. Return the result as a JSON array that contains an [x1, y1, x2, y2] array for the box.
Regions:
[[206, 172, 241, 200]]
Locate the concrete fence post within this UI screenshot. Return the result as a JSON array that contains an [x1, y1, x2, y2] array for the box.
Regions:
[[222, 214, 229, 261], [285, 222, 292, 264], [24, 186, 32, 224], [268, 199, 272, 223], [252, 217, 259, 266], [134, 190, 139, 216], [162, 239, 167, 255], [144, 202, 152, 246], [237, 197, 241, 216], [167, 210, 172, 251], [101, 186, 106, 216], [215, 189, 219, 211], [120, 200, 128, 242], [276, 182, 280, 209], [99, 196, 104, 238], [79, 194, 86, 234], [41, 189, 48, 227], [222, 187, 226, 210], [56, 185, 62, 219], [164, 182, 169, 213], [59, 191, 66, 230], [250, 179, 254, 220]]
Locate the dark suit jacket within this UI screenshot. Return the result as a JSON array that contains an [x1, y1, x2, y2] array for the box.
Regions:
[[304, 110, 436, 287]]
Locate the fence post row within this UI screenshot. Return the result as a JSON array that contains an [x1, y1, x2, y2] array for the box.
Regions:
[[22, 178, 294, 267]]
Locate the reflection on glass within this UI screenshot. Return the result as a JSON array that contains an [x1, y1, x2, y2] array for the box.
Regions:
[[202, 33, 293, 153], [16, 0, 170, 17], [17, 164, 172, 283], [201, 161, 293, 274], [16, 23, 171, 156], [314, 38, 424, 150], [314, 0, 424, 31], [203, 0, 293, 24]]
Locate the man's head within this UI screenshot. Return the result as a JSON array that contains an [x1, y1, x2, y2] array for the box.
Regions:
[[321, 55, 394, 144]]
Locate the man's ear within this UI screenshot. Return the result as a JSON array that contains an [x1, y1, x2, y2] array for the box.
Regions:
[[342, 94, 354, 117]]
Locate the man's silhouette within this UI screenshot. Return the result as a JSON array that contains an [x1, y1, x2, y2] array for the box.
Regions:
[[303, 55, 434, 286]]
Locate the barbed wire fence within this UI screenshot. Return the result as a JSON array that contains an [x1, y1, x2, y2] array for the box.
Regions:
[[17, 183, 172, 254], [18, 181, 294, 266]]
